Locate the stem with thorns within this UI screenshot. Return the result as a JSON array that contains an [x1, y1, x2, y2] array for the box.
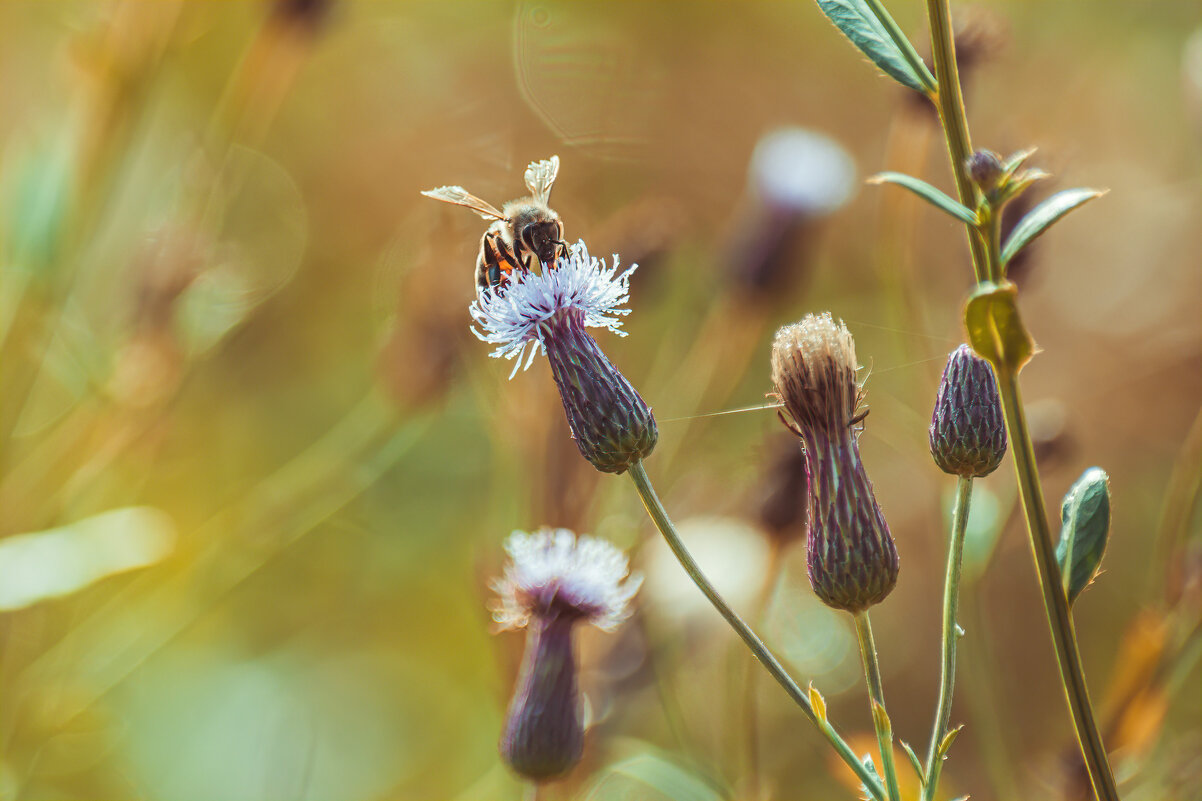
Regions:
[[923, 475, 973, 799], [628, 460, 887, 801]]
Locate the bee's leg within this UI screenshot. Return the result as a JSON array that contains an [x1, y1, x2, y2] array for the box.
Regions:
[[481, 231, 519, 289], [552, 220, 568, 266]]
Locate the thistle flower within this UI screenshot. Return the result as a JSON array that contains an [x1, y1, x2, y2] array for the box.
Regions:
[[470, 241, 657, 474], [491, 528, 641, 781], [929, 345, 1007, 478], [770, 313, 898, 613]]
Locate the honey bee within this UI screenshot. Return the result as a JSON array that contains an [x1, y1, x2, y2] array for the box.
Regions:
[[422, 156, 567, 292]]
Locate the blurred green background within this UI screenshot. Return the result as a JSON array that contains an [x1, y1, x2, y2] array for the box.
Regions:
[[0, 2, 1199, 799]]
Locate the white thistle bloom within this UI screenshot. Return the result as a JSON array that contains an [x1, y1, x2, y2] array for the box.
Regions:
[[469, 241, 637, 379], [491, 528, 642, 632]]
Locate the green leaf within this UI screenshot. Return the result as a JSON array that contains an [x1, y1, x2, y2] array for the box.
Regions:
[[900, 740, 926, 784], [964, 281, 1038, 377], [868, 172, 978, 224], [815, 0, 935, 93], [1001, 187, 1106, 268], [584, 753, 725, 801], [1055, 467, 1111, 605]]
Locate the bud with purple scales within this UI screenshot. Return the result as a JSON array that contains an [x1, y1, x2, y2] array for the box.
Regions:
[[541, 308, 657, 474], [930, 345, 1008, 478]]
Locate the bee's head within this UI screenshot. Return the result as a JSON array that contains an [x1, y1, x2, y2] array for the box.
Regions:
[[520, 216, 565, 266]]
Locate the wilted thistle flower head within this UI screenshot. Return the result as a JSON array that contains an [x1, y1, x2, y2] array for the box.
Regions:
[[771, 313, 898, 613], [470, 241, 657, 474], [491, 528, 641, 781], [930, 345, 1007, 478], [771, 312, 861, 435]]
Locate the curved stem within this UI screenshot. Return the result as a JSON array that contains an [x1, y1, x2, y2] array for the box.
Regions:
[[998, 375, 1120, 801], [922, 475, 973, 799], [923, 0, 989, 283], [853, 612, 902, 801], [627, 460, 887, 801]]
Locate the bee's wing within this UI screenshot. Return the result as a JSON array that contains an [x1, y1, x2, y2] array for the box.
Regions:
[[420, 186, 506, 220], [524, 156, 559, 204]]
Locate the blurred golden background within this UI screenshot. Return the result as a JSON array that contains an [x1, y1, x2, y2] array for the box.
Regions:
[[0, 1, 1199, 799]]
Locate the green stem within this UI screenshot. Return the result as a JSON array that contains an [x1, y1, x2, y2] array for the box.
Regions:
[[982, 204, 1003, 283], [862, 0, 938, 94], [922, 475, 973, 799], [997, 374, 1120, 801], [627, 460, 887, 801], [923, 0, 1120, 794], [923, 0, 988, 283], [852, 612, 902, 801]]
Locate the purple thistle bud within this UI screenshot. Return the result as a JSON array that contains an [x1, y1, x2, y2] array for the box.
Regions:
[[929, 345, 1007, 478], [470, 241, 657, 474], [501, 615, 583, 780], [542, 308, 657, 474], [491, 529, 641, 781], [770, 314, 898, 613]]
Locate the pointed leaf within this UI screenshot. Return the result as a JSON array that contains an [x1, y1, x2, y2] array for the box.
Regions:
[[996, 169, 1050, 206], [965, 281, 1037, 377], [809, 682, 828, 724], [815, 0, 935, 93], [938, 724, 964, 757], [1056, 467, 1111, 605], [1001, 188, 1106, 268], [869, 172, 978, 224], [870, 699, 893, 737], [900, 740, 926, 784], [1002, 147, 1038, 176]]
